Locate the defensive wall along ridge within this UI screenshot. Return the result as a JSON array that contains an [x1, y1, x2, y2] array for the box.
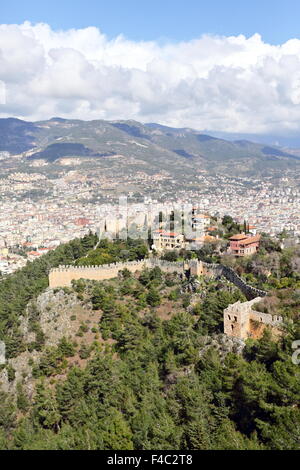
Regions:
[[49, 258, 267, 301], [49, 259, 187, 288], [49, 259, 279, 340]]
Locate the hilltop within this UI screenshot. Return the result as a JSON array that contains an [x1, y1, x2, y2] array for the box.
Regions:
[[0, 118, 300, 177], [0, 233, 299, 450]]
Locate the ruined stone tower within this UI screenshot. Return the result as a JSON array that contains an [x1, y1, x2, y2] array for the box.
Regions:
[[224, 297, 283, 340]]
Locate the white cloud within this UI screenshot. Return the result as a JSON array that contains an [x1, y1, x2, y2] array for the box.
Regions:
[[1, 22, 300, 135]]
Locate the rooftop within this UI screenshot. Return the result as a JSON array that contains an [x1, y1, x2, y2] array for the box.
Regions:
[[229, 233, 248, 240]]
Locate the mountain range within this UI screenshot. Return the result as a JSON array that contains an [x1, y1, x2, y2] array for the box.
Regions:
[[0, 117, 300, 176]]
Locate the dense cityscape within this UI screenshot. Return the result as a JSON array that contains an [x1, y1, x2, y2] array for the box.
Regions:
[[0, 159, 299, 274]]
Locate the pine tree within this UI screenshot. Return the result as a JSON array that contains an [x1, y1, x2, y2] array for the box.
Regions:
[[146, 287, 161, 307]]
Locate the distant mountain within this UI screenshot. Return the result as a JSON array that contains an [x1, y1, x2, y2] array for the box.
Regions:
[[205, 130, 300, 148], [29, 143, 116, 162], [0, 117, 299, 176], [0, 118, 37, 153]]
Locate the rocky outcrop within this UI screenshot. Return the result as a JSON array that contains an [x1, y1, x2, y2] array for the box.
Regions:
[[1, 289, 89, 395], [20, 289, 90, 347], [199, 334, 246, 361], [0, 350, 40, 395]]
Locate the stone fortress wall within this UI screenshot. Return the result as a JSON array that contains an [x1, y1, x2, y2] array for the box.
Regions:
[[49, 258, 267, 301], [220, 265, 267, 300], [224, 297, 283, 340], [200, 263, 267, 300], [49, 258, 278, 340], [49, 258, 188, 288]]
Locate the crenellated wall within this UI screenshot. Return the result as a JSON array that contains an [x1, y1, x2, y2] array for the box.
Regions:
[[202, 264, 267, 300], [49, 258, 275, 341], [49, 258, 190, 288], [49, 260, 149, 287], [221, 266, 267, 300], [224, 297, 283, 340], [49, 258, 267, 301]]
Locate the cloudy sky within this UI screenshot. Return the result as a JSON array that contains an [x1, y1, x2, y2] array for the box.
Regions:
[[1, 1, 300, 141]]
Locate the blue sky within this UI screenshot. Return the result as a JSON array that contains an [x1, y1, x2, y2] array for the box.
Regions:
[[2, 0, 300, 143], [1, 0, 300, 44]]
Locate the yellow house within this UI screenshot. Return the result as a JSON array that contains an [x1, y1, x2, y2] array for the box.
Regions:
[[153, 230, 185, 252]]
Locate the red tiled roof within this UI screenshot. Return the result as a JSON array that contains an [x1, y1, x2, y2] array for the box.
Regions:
[[163, 232, 179, 237], [240, 235, 261, 246], [153, 230, 180, 237], [229, 233, 248, 240]]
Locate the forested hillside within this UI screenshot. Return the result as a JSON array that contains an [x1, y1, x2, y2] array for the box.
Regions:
[[0, 235, 299, 450]]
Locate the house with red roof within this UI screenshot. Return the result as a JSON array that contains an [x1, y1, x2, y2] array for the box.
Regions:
[[229, 233, 261, 257], [153, 230, 185, 252]]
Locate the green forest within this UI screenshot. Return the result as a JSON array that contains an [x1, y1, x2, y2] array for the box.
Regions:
[[0, 233, 299, 450]]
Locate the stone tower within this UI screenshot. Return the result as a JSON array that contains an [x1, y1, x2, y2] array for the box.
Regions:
[[223, 299, 255, 339], [224, 297, 283, 340], [189, 259, 204, 277]]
